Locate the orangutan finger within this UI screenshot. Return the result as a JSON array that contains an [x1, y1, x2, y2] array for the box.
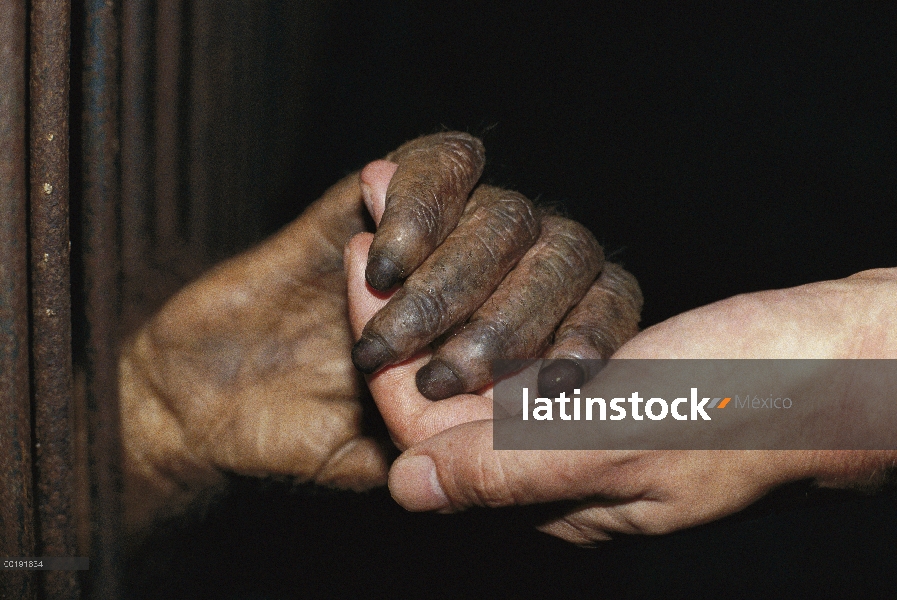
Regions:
[[537, 262, 643, 397], [353, 185, 539, 374], [366, 132, 485, 291], [416, 216, 604, 400]]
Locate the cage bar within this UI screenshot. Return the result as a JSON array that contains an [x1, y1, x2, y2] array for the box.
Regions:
[[187, 0, 212, 265], [0, 0, 37, 597], [121, 0, 154, 335], [81, 0, 124, 597], [154, 0, 183, 250], [29, 0, 80, 597]]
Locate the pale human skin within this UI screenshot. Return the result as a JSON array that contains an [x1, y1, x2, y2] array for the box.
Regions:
[[118, 133, 636, 540], [347, 169, 897, 545]]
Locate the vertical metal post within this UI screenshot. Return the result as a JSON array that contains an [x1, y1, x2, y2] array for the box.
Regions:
[[29, 0, 80, 598], [82, 0, 123, 597], [187, 0, 212, 264], [0, 1, 37, 597], [188, 0, 212, 265], [121, 0, 154, 334], [155, 0, 183, 250], [228, 0, 257, 257], [202, 0, 245, 262]]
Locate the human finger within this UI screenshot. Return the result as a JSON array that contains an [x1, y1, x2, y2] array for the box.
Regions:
[[359, 160, 398, 225], [387, 419, 639, 513], [345, 232, 493, 448]]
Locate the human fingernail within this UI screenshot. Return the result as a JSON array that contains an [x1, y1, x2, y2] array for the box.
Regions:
[[537, 358, 584, 397], [389, 454, 449, 512], [365, 254, 403, 291], [416, 358, 465, 400], [361, 180, 375, 217], [351, 333, 394, 374]]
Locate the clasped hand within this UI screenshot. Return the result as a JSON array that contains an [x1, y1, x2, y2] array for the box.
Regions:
[[121, 132, 897, 545], [347, 137, 897, 545], [120, 132, 638, 537]]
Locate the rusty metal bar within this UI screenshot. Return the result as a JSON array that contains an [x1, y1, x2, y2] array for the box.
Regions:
[[29, 0, 81, 598], [121, 0, 154, 334], [205, 2, 241, 262], [155, 0, 182, 249], [236, 0, 267, 256], [188, 0, 212, 264], [0, 1, 37, 598], [82, 0, 123, 596]]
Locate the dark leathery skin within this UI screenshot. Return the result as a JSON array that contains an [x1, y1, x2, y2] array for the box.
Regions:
[[366, 132, 485, 291], [416, 216, 605, 399], [353, 185, 539, 374], [537, 262, 643, 397]]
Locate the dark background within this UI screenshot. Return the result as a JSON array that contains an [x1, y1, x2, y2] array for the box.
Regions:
[[128, 1, 897, 598], [289, 0, 896, 329]]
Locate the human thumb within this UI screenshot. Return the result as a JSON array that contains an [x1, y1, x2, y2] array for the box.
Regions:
[[388, 419, 615, 512]]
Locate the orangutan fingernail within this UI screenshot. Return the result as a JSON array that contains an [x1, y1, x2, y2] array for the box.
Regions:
[[351, 333, 394, 374]]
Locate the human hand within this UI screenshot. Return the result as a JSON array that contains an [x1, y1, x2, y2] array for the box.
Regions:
[[350, 264, 897, 543]]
